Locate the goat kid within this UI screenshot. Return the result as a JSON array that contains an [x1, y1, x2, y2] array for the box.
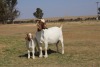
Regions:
[[25, 33, 37, 59]]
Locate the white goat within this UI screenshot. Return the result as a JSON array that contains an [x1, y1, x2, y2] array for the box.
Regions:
[[35, 25, 64, 58], [25, 33, 37, 59]]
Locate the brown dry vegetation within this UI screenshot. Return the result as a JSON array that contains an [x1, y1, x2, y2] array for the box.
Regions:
[[0, 21, 100, 67]]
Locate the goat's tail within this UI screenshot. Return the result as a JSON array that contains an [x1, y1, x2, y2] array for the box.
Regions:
[[60, 24, 63, 29]]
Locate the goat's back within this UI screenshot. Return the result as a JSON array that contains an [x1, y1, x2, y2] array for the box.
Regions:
[[36, 27, 63, 44]]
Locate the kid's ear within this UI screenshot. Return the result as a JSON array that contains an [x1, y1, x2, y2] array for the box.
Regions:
[[25, 37, 27, 40]]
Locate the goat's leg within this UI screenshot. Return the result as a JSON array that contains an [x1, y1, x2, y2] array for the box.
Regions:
[[60, 38, 64, 54], [44, 42, 48, 58], [28, 50, 30, 59], [37, 43, 43, 58], [39, 46, 43, 57], [61, 42, 64, 54], [32, 48, 35, 59], [56, 40, 60, 53]]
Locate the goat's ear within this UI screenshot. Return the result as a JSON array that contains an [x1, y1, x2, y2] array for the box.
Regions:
[[25, 33, 29, 40], [26, 33, 28, 36], [25, 37, 28, 40], [26, 33, 29, 37]]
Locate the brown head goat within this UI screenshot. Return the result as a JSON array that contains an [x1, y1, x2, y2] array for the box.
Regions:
[[25, 33, 37, 59]]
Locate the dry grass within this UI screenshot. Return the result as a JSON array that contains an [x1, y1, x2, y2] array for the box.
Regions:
[[0, 21, 100, 67]]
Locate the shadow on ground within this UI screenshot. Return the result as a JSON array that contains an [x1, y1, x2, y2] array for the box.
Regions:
[[19, 49, 57, 58]]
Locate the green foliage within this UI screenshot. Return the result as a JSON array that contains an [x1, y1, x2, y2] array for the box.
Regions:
[[5, 0, 20, 23], [98, 7, 100, 14], [0, 0, 20, 24], [0, 0, 7, 24], [33, 8, 43, 19]]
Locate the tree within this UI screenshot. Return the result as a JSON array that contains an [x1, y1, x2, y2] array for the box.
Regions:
[[5, 0, 20, 23], [0, 0, 20, 24], [33, 8, 43, 19], [98, 7, 100, 20], [0, 0, 7, 24]]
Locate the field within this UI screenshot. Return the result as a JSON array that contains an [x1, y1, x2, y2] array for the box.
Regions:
[[0, 21, 100, 67]]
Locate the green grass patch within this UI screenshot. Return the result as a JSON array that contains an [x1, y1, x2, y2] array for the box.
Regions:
[[0, 22, 100, 67]]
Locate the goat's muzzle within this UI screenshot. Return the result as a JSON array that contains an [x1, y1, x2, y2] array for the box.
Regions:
[[25, 37, 31, 41]]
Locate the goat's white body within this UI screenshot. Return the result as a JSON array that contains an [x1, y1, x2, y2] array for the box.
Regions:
[[35, 26, 64, 58], [36, 27, 62, 43]]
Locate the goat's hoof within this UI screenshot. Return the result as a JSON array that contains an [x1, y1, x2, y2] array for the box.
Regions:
[[32, 57, 35, 59], [28, 57, 30, 59], [44, 55, 48, 58], [62, 52, 64, 54], [39, 55, 43, 58]]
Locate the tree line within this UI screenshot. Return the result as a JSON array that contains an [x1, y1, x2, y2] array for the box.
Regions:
[[0, 1, 98, 24], [0, 0, 20, 24]]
